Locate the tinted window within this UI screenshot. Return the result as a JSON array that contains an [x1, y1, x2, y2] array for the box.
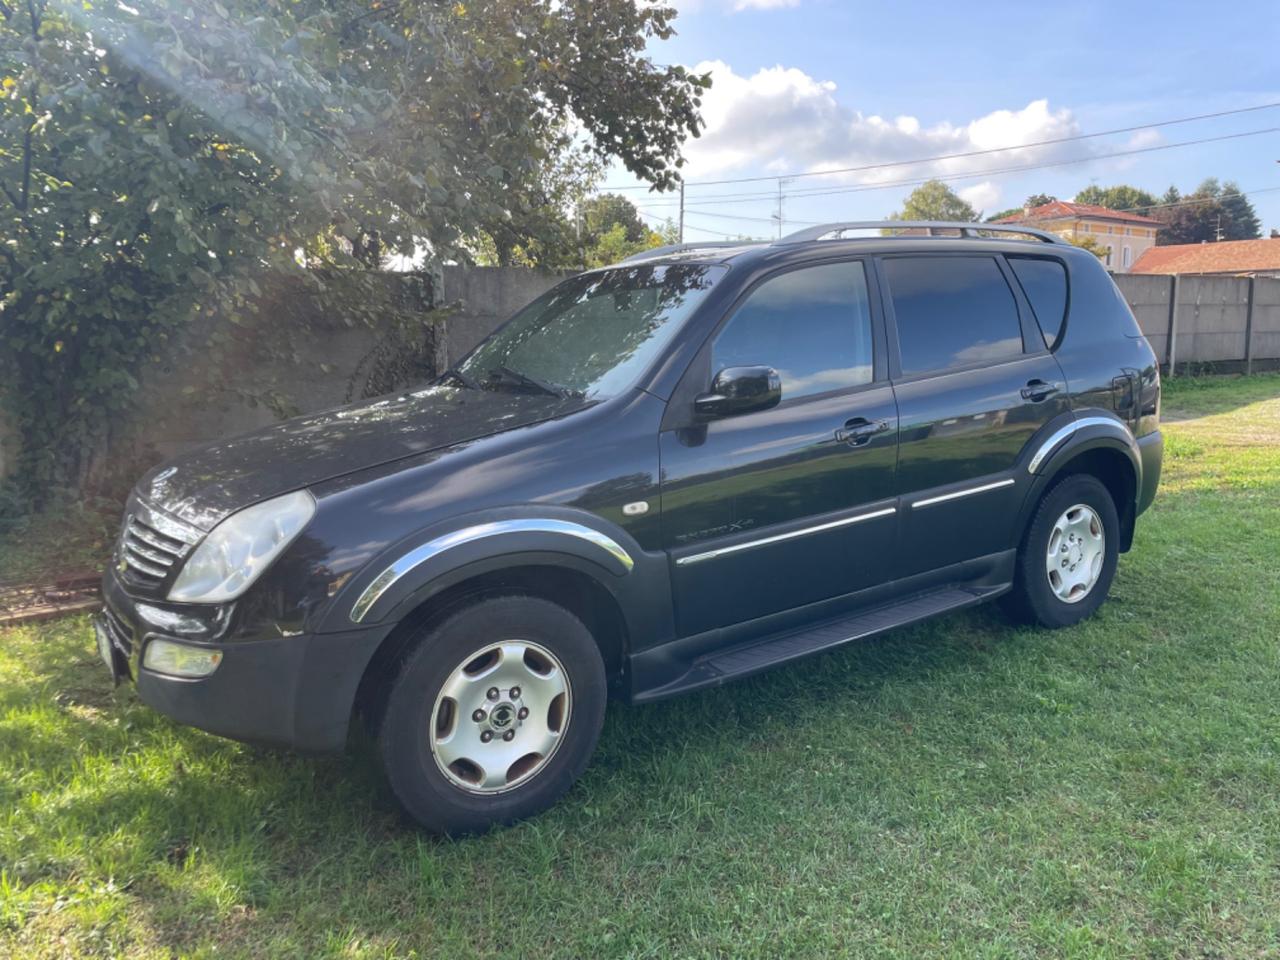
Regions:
[[885, 256, 1023, 375], [1009, 257, 1068, 347], [712, 261, 873, 401]]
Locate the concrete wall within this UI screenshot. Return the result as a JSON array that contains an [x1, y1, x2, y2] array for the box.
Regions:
[[1113, 273, 1280, 370], [1114, 274, 1173, 362], [1249, 277, 1280, 362], [439, 265, 565, 364]]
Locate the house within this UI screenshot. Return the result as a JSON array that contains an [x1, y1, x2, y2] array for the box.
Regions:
[[993, 200, 1163, 273], [1129, 237, 1280, 278]]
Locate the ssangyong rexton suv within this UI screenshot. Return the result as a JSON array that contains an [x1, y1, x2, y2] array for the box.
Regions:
[[97, 221, 1163, 833]]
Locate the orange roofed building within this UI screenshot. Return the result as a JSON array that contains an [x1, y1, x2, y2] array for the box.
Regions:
[[1130, 237, 1280, 278], [993, 200, 1163, 273]]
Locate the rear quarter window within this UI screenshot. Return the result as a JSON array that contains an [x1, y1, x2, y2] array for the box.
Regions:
[[1008, 256, 1068, 348]]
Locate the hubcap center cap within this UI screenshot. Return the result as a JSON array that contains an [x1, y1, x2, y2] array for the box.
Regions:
[[489, 702, 516, 731]]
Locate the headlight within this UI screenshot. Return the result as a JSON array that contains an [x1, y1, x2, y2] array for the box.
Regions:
[[168, 490, 315, 603]]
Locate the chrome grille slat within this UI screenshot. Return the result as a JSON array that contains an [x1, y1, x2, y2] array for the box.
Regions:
[[123, 536, 179, 569], [115, 498, 203, 590], [126, 520, 184, 557], [123, 545, 169, 578]]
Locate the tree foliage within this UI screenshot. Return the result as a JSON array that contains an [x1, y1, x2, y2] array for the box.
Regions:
[[0, 0, 708, 500], [1023, 193, 1057, 209], [1153, 178, 1261, 245], [1073, 184, 1159, 215], [890, 180, 977, 222]]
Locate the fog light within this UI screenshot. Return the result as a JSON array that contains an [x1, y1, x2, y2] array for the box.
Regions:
[[143, 638, 224, 678]]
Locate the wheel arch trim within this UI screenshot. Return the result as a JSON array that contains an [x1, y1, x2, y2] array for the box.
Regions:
[[1028, 415, 1136, 476], [350, 519, 634, 624]]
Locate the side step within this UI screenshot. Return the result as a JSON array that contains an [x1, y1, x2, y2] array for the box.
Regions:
[[634, 584, 1006, 702]]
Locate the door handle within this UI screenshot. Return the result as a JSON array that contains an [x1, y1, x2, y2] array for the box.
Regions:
[[1020, 379, 1061, 402], [835, 417, 889, 447]]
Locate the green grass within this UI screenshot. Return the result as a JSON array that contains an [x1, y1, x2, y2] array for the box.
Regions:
[[3, 373, 1279, 958]]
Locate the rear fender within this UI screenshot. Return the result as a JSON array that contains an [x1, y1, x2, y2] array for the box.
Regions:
[[1014, 409, 1142, 550]]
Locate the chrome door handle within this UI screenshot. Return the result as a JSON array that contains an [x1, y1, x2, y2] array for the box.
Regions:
[[1021, 379, 1060, 402], [835, 418, 889, 447]]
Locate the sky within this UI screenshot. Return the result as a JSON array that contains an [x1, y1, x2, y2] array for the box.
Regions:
[[601, 0, 1280, 242]]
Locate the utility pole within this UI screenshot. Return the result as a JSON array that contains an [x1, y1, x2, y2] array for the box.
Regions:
[[1215, 213, 1224, 242], [575, 200, 584, 270], [678, 180, 685, 244], [772, 178, 791, 239]]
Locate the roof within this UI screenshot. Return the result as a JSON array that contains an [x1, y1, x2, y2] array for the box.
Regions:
[[1129, 238, 1280, 276], [993, 200, 1164, 228]]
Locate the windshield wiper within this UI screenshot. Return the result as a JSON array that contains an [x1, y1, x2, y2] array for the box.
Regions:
[[440, 367, 482, 390], [486, 365, 578, 399]]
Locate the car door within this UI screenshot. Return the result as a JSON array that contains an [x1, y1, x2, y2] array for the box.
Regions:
[[659, 259, 899, 637], [878, 252, 1071, 578]]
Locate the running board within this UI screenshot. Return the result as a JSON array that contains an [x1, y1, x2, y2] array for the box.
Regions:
[[633, 584, 1007, 703]]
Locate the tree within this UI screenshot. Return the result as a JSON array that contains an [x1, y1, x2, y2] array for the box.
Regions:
[[1073, 184, 1159, 215], [1149, 179, 1260, 244], [581, 193, 650, 245], [1155, 196, 1228, 245], [1, 0, 709, 500], [1024, 193, 1057, 209], [890, 180, 977, 222], [1063, 234, 1108, 260], [1219, 181, 1261, 240]]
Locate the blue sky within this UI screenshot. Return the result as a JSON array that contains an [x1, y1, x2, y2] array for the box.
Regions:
[[603, 0, 1280, 240]]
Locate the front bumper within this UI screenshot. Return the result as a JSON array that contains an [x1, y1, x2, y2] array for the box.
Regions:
[[99, 568, 387, 752]]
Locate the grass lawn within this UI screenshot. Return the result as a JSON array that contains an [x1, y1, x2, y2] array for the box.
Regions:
[[2, 373, 1279, 958]]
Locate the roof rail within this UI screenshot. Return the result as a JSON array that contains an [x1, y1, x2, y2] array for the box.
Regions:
[[618, 240, 766, 264], [778, 220, 1066, 245]]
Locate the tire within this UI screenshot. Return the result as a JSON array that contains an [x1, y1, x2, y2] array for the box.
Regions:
[[378, 595, 607, 835], [1004, 474, 1120, 629]]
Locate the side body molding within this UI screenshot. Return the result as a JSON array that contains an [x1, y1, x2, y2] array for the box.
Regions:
[[350, 518, 634, 624]]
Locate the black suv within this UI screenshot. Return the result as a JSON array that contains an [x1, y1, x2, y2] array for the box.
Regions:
[[97, 221, 1162, 833]]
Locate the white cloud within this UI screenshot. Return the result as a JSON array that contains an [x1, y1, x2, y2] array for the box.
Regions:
[[682, 60, 1092, 193], [958, 181, 1002, 215]]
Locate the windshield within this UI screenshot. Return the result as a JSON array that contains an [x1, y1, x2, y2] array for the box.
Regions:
[[454, 263, 726, 400]]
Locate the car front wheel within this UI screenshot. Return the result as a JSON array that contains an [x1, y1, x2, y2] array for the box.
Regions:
[[378, 595, 607, 835]]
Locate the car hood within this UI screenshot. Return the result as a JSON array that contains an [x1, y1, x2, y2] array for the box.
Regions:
[[135, 385, 588, 531]]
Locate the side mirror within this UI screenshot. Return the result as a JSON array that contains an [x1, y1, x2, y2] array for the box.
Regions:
[[694, 365, 782, 420]]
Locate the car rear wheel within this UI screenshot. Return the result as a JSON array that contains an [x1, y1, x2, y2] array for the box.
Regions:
[[1005, 474, 1120, 628], [378, 595, 607, 835]]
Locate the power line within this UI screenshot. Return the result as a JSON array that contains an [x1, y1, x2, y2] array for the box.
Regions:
[[637, 185, 1280, 235], [655, 127, 1280, 208], [600, 100, 1280, 193]]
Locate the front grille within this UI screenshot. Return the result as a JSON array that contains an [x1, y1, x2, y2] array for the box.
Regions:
[[122, 517, 186, 581], [101, 602, 136, 659], [114, 498, 203, 592]]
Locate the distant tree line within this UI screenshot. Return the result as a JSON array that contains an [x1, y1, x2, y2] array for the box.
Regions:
[[987, 179, 1263, 245]]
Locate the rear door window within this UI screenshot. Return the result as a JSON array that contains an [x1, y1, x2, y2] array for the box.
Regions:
[[1008, 256, 1068, 348], [883, 256, 1024, 376]]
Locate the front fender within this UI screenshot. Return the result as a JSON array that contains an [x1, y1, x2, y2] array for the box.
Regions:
[[316, 505, 673, 648]]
